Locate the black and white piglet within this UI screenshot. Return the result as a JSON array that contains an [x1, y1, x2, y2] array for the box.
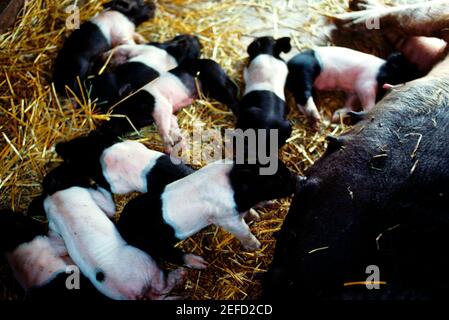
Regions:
[[55, 130, 194, 195], [53, 0, 155, 94], [91, 34, 201, 108], [35, 164, 186, 300], [116, 159, 300, 267], [100, 58, 238, 152], [236, 36, 293, 147], [286, 47, 421, 126], [0, 209, 108, 300]]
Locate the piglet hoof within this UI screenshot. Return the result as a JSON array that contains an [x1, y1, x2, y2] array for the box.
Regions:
[[310, 118, 321, 131], [134, 33, 147, 44], [170, 131, 185, 148], [170, 268, 188, 283], [183, 254, 208, 270], [163, 137, 175, 154], [243, 239, 261, 252], [163, 295, 184, 300], [245, 209, 261, 222], [331, 109, 350, 123]]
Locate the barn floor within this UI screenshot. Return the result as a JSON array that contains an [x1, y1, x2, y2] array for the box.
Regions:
[[0, 0, 415, 300]]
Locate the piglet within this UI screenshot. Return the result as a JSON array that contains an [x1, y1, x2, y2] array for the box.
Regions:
[[55, 130, 194, 195], [116, 159, 301, 267], [0, 209, 107, 300], [37, 164, 186, 300], [53, 0, 155, 95], [286, 47, 421, 127], [91, 35, 201, 109], [99, 58, 238, 153], [237, 36, 293, 147]]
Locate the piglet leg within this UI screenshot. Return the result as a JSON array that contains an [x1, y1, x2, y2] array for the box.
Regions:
[[170, 115, 185, 149], [298, 97, 321, 130], [217, 216, 261, 251], [147, 268, 187, 300], [102, 45, 140, 67], [331, 94, 359, 123], [152, 98, 177, 153], [183, 254, 208, 269], [243, 208, 261, 223], [133, 33, 147, 44], [358, 87, 377, 112]]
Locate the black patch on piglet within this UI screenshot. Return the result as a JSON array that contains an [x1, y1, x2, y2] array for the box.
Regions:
[[149, 34, 201, 66], [236, 91, 292, 147], [95, 271, 105, 282], [185, 59, 239, 111], [286, 50, 322, 107], [52, 22, 109, 95], [99, 90, 156, 136], [146, 155, 194, 194], [116, 192, 187, 266], [41, 164, 93, 196]]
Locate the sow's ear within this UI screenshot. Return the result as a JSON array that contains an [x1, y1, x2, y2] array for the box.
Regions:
[[275, 37, 292, 55]]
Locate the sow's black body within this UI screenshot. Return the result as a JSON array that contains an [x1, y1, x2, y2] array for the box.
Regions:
[[263, 77, 449, 300]]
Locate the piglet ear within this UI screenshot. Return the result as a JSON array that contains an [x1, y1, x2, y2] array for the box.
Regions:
[[275, 37, 292, 55], [104, 0, 132, 12], [55, 141, 69, 159], [247, 39, 261, 57]]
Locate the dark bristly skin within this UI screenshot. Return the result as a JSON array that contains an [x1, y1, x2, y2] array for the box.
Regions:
[[52, 0, 156, 95], [263, 76, 449, 300]]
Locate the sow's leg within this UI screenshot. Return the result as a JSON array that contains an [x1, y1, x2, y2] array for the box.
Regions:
[[333, 0, 449, 41]]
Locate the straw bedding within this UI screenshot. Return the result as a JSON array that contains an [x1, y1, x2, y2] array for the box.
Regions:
[[0, 0, 414, 300]]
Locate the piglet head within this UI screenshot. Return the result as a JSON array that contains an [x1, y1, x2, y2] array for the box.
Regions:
[[377, 52, 422, 100], [230, 159, 303, 212], [55, 130, 118, 179], [104, 0, 156, 26], [184, 59, 239, 111], [149, 35, 202, 65], [247, 36, 292, 61], [42, 164, 94, 196]]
